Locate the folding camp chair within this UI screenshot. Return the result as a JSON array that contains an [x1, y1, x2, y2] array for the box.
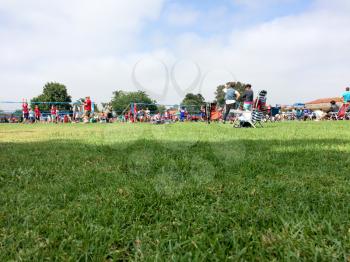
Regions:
[[232, 90, 268, 128], [346, 112, 350, 120], [251, 90, 268, 127], [232, 109, 256, 128], [329, 112, 339, 120], [337, 104, 350, 120]]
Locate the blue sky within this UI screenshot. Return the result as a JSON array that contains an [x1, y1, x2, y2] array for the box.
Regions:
[[140, 0, 313, 52], [0, 0, 349, 108]]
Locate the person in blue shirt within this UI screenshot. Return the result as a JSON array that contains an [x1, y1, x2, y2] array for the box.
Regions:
[[342, 87, 350, 103], [180, 107, 186, 122], [223, 82, 241, 123], [295, 108, 303, 120]]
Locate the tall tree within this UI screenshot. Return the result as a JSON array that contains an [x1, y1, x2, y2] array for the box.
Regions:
[[110, 90, 157, 114], [181, 93, 205, 113], [181, 93, 205, 105], [215, 82, 247, 106], [31, 82, 72, 111], [215, 85, 226, 107]]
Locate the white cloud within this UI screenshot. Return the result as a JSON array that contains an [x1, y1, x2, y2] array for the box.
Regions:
[[165, 5, 199, 27], [0, 0, 164, 106], [163, 0, 350, 104], [0, 0, 350, 109]]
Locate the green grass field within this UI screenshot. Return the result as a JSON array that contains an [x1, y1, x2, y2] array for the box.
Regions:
[[1, 122, 350, 261]]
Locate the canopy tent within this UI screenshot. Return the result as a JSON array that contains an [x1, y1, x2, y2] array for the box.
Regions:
[[293, 103, 306, 108]]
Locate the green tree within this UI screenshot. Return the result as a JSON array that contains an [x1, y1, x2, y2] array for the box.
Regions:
[[181, 93, 205, 113], [93, 103, 100, 113], [215, 85, 226, 106], [111, 90, 157, 115], [215, 82, 247, 107], [181, 93, 205, 106], [157, 105, 166, 114], [11, 109, 23, 117], [31, 82, 72, 111]]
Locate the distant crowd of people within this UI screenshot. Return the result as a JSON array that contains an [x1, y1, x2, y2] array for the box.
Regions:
[[14, 96, 93, 124], [1, 86, 350, 124], [122, 107, 207, 124], [275, 87, 350, 121]]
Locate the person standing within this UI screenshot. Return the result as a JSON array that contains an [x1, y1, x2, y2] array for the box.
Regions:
[[180, 107, 186, 122], [51, 105, 57, 123], [145, 108, 151, 122], [223, 82, 241, 123], [34, 105, 41, 123], [56, 108, 60, 123], [29, 108, 35, 123], [342, 87, 350, 104], [84, 96, 92, 121], [22, 100, 29, 123], [73, 103, 79, 122], [242, 84, 254, 111], [200, 106, 206, 121]]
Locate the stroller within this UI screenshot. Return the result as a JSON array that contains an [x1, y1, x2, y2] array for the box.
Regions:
[[234, 90, 268, 128]]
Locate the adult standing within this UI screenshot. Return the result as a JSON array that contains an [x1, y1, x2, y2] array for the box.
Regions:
[[242, 84, 254, 111], [342, 87, 350, 104], [223, 82, 241, 124]]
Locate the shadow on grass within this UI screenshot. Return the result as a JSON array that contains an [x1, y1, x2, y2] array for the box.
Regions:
[[0, 138, 349, 261], [1, 137, 349, 178]]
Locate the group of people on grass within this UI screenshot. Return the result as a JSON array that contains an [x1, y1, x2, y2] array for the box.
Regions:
[[274, 87, 350, 121], [123, 82, 257, 124], [220, 84, 350, 123], [2, 86, 350, 124], [222, 82, 256, 124], [123, 107, 207, 124], [20, 96, 92, 124]]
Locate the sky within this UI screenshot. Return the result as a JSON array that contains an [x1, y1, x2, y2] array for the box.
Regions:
[[0, 0, 349, 109]]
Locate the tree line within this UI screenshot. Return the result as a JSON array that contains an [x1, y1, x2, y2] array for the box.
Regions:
[[26, 81, 248, 114]]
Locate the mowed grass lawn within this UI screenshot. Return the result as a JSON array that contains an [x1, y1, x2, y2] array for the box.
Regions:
[[0, 122, 349, 261]]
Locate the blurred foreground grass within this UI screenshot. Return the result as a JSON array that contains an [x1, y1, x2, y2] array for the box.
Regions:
[[0, 122, 349, 261]]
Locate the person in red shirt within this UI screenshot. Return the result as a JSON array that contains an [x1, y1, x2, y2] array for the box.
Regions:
[[84, 96, 92, 120], [51, 105, 57, 123], [63, 114, 70, 123], [22, 101, 29, 123], [34, 105, 41, 123]]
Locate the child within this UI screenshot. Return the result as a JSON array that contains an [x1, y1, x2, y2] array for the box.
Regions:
[[29, 108, 35, 123], [84, 96, 92, 120], [64, 114, 69, 123], [145, 108, 151, 121], [22, 101, 29, 123], [200, 106, 206, 121], [180, 107, 186, 122], [51, 105, 57, 123], [34, 105, 41, 123], [56, 109, 60, 123]]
